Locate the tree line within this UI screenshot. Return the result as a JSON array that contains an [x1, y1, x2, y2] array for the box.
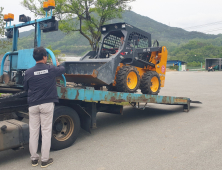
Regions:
[[168, 38, 222, 66]]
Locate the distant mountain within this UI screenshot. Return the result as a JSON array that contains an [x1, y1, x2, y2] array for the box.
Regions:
[[11, 11, 222, 56], [123, 11, 218, 41], [19, 29, 34, 38]]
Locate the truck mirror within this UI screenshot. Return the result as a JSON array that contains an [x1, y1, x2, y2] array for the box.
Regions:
[[5, 28, 19, 39]]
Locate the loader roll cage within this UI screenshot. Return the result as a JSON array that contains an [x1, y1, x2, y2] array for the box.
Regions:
[[88, 23, 153, 60], [99, 30, 125, 58]]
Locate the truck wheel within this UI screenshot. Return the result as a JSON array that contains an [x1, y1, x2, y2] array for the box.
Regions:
[[140, 71, 161, 95], [51, 106, 80, 150], [116, 66, 140, 93]]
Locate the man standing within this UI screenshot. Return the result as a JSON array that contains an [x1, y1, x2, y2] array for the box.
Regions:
[[23, 47, 65, 168]]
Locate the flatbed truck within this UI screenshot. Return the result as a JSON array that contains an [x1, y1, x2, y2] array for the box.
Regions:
[[0, 83, 199, 151]]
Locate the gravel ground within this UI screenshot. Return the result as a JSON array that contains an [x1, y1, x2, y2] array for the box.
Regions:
[[0, 71, 221, 170]]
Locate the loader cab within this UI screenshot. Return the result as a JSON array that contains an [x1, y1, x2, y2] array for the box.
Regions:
[[97, 23, 129, 59], [97, 22, 152, 60], [99, 30, 126, 58]]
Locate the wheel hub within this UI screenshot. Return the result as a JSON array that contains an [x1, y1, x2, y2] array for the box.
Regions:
[[55, 121, 63, 132], [150, 76, 159, 92], [126, 71, 138, 90], [53, 115, 74, 141]]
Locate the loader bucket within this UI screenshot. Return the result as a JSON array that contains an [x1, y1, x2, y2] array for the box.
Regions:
[[61, 58, 118, 86]]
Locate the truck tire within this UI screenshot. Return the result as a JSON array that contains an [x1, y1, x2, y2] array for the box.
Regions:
[[140, 71, 161, 95], [51, 106, 80, 150], [116, 66, 140, 93]]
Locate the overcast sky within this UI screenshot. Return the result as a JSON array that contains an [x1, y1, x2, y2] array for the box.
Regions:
[[1, 0, 222, 34]]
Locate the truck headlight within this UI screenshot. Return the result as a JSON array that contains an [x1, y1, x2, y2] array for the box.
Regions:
[[102, 27, 106, 31]]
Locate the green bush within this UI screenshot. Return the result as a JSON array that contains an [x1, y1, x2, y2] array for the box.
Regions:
[[187, 61, 201, 67], [169, 66, 179, 70]]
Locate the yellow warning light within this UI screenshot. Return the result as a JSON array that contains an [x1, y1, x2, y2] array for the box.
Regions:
[[43, 1, 50, 11], [4, 14, 9, 21], [8, 13, 14, 21], [48, 0, 55, 9], [4, 13, 14, 21]]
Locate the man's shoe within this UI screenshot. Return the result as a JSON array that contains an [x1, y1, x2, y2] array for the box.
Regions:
[[31, 159, 39, 167], [41, 158, 53, 168]]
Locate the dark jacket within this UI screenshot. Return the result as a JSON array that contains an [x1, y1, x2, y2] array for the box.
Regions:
[[23, 63, 65, 107]]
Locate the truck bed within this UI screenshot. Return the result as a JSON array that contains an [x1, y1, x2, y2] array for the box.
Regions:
[[57, 86, 191, 110]]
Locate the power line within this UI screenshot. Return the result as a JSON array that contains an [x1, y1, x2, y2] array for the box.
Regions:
[[182, 27, 222, 35], [184, 21, 222, 29], [182, 22, 222, 34], [204, 27, 222, 33], [184, 21, 222, 30]]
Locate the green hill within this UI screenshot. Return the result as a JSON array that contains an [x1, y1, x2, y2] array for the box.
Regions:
[[169, 38, 222, 66]]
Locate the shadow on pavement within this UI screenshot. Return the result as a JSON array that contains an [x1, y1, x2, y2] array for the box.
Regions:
[[96, 105, 201, 130], [77, 104, 201, 141], [0, 146, 29, 165]]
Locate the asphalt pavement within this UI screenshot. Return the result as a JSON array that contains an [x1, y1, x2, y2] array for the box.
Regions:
[[0, 71, 222, 170]]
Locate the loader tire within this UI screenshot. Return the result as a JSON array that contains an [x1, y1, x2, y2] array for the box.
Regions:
[[140, 71, 161, 95], [116, 66, 140, 93], [51, 106, 80, 150]]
